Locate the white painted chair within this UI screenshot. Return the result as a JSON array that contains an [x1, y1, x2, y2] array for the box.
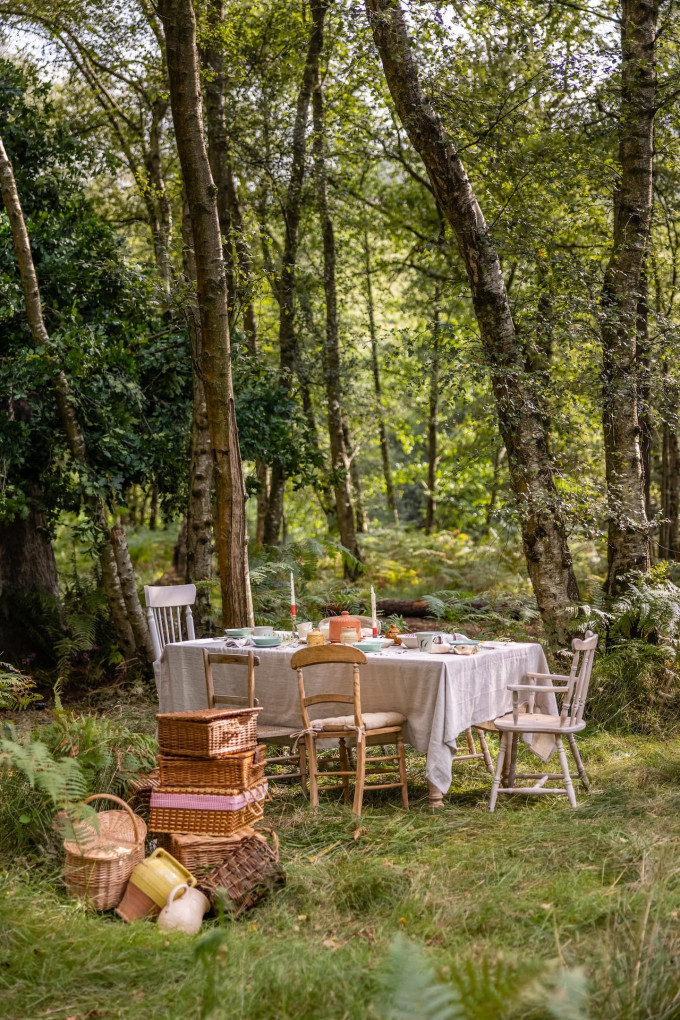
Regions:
[[144, 583, 196, 660], [488, 631, 598, 811]]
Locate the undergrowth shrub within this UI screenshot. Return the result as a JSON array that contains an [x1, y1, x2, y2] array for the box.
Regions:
[[0, 661, 39, 709], [588, 642, 680, 734], [0, 707, 156, 863]]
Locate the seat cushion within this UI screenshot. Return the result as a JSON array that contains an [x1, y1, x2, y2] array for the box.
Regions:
[[313, 711, 405, 732], [494, 712, 585, 733]]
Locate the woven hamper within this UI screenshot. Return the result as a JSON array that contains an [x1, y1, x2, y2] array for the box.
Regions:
[[149, 782, 268, 836], [158, 746, 266, 792], [63, 794, 147, 911], [200, 829, 285, 915], [157, 828, 258, 874], [126, 768, 160, 819], [156, 707, 261, 759]]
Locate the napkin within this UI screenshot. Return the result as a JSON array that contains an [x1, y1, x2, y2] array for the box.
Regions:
[[452, 644, 478, 656]]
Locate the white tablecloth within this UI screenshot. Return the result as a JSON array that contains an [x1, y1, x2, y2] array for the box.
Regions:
[[157, 639, 550, 796]]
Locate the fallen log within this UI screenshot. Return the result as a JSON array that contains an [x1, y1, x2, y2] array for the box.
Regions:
[[321, 599, 434, 619]]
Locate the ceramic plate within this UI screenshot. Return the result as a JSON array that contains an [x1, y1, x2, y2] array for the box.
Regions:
[[252, 636, 282, 648]]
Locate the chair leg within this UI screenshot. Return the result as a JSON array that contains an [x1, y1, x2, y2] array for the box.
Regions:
[[489, 732, 508, 812], [557, 737, 577, 808], [298, 742, 308, 795], [338, 738, 351, 805], [352, 739, 366, 817], [397, 733, 409, 810], [507, 733, 519, 788], [465, 728, 476, 755], [306, 735, 319, 808], [475, 728, 494, 775], [567, 734, 590, 790]]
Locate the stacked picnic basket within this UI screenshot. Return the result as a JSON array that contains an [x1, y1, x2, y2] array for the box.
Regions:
[[149, 706, 284, 913]]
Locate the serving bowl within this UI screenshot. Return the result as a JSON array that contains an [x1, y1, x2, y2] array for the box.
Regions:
[[224, 628, 253, 638], [252, 636, 282, 648]]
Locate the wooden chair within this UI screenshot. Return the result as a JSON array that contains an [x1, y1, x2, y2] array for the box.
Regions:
[[291, 644, 408, 816], [203, 651, 306, 790], [488, 631, 598, 811], [144, 583, 196, 660]]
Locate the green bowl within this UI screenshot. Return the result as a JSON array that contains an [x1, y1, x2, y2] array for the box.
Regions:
[[224, 628, 253, 638], [354, 640, 383, 652], [252, 636, 282, 648]]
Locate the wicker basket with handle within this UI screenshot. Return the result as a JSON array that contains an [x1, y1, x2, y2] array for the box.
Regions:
[[62, 794, 147, 911], [199, 829, 285, 915], [149, 782, 268, 836], [158, 746, 266, 792], [157, 827, 258, 874], [156, 707, 261, 759]]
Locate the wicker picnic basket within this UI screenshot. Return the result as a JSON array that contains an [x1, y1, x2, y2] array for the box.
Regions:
[[149, 781, 268, 836], [156, 827, 258, 874], [199, 829, 284, 915], [158, 746, 266, 792], [156, 707, 261, 759], [126, 768, 161, 819], [62, 794, 147, 911]]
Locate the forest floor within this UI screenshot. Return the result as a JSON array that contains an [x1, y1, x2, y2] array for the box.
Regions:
[[1, 688, 680, 1020]]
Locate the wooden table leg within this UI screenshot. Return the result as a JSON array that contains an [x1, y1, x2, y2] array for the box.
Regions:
[[428, 781, 445, 810]]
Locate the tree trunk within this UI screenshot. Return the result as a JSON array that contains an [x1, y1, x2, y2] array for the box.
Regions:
[[159, 0, 252, 628], [312, 0, 363, 577], [600, 0, 656, 594], [365, 0, 579, 640], [425, 282, 442, 535], [0, 499, 58, 599], [263, 4, 327, 542], [0, 130, 151, 664], [343, 420, 366, 533], [110, 523, 156, 661], [364, 231, 397, 522], [181, 199, 213, 631], [255, 462, 270, 546], [660, 366, 679, 560], [484, 444, 505, 533], [148, 483, 158, 530], [202, 0, 259, 351], [637, 266, 652, 521]]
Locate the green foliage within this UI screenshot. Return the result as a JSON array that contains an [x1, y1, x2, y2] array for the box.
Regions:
[[588, 643, 680, 735], [0, 661, 39, 710]]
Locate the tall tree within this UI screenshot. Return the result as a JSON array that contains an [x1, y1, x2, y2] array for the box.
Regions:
[[263, 2, 326, 545], [311, 0, 363, 576], [365, 0, 579, 639], [0, 130, 153, 664], [158, 0, 252, 627], [600, 0, 657, 594]]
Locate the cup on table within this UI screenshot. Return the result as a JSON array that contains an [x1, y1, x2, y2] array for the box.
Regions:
[[296, 621, 313, 640], [253, 626, 274, 637], [416, 632, 440, 652]]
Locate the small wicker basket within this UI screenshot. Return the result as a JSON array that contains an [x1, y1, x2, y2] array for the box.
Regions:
[[62, 794, 147, 911], [157, 827, 258, 874], [200, 829, 285, 915], [158, 746, 266, 792], [149, 782, 268, 836], [156, 707, 261, 759]]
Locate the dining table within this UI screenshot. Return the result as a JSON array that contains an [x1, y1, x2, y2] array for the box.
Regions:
[[156, 637, 553, 808]]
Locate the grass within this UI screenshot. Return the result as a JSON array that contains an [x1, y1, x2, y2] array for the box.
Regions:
[[2, 704, 680, 1019]]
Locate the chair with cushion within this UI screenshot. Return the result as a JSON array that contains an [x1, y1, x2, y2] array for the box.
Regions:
[[488, 631, 598, 811], [144, 583, 196, 660], [291, 644, 408, 816], [203, 651, 306, 791]]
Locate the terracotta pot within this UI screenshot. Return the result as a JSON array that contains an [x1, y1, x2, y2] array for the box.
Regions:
[[328, 612, 362, 644]]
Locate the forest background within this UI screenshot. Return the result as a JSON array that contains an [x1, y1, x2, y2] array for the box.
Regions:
[[0, 0, 679, 701]]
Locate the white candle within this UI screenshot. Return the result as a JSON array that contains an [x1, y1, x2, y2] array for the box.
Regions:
[[371, 586, 377, 636], [290, 571, 296, 619]]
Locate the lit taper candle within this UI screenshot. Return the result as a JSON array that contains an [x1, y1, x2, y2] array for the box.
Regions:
[[371, 585, 377, 637], [290, 570, 296, 627]]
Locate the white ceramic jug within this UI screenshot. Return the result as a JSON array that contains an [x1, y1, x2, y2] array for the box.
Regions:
[[157, 883, 209, 935]]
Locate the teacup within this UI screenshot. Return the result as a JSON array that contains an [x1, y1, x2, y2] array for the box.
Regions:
[[296, 621, 313, 640], [416, 632, 441, 652], [253, 626, 274, 637]]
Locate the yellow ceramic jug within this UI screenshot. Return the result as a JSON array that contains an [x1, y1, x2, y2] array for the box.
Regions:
[[129, 848, 196, 908]]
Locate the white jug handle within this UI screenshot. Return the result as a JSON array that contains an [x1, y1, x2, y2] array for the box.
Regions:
[[166, 883, 188, 906]]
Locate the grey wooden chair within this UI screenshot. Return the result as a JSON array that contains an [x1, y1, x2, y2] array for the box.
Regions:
[[488, 631, 598, 811], [203, 650, 307, 791]]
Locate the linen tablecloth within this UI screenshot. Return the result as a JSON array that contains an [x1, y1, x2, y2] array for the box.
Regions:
[[157, 639, 550, 796]]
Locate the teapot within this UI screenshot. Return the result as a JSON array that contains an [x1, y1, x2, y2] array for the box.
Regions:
[[157, 883, 209, 936], [328, 611, 362, 644]]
